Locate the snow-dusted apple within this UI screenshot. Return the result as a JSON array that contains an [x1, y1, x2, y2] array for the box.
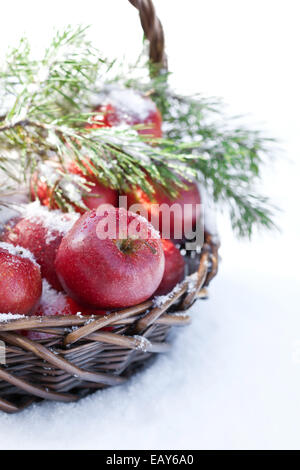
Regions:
[[34, 281, 107, 318], [3, 203, 78, 291], [55, 207, 165, 309], [21, 281, 79, 340], [21, 280, 108, 340], [89, 86, 162, 138], [0, 242, 42, 315], [155, 239, 185, 296], [126, 178, 201, 241]]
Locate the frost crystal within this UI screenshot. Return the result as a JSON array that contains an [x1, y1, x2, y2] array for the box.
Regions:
[[0, 241, 39, 266], [19, 201, 79, 240], [133, 335, 151, 352], [101, 85, 156, 121], [187, 272, 199, 293], [153, 282, 184, 308], [39, 279, 68, 316], [0, 313, 25, 322]]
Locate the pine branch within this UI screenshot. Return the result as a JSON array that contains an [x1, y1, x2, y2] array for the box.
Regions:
[[0, 26, 278, 238]]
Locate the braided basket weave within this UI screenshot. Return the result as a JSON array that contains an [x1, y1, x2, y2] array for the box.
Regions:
[[0, 0, 219, 414]]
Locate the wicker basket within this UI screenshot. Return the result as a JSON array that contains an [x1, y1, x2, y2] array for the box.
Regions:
[[0, 0, 220, 414]]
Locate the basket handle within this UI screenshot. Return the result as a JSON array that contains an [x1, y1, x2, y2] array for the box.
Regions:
[[128, 0, 168, 72]]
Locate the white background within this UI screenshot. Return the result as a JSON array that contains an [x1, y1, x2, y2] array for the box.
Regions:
[[0, 0, 300, 449]]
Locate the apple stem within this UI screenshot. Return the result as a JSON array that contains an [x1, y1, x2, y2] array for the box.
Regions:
[[115, 238, 157, 255]]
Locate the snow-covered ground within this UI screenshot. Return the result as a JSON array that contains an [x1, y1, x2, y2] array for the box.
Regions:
[[0, 0, 300, 450]]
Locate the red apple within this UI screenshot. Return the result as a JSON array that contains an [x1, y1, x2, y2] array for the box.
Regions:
[[89, 87, 162, 138], [35, 281, 108, 317], [155, 239, 185, 296], [55, 207, 165, 309], [0, 242, 42, 315], [21, 283, 79, 340], [125, 178, 201, 241], [21, 280, 108, 340], [3, 203, 78, 291]]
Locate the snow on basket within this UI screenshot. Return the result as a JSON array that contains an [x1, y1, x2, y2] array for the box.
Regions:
[[0, 0, 220, 413]]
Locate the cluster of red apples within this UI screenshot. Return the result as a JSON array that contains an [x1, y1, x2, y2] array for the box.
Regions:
[[0, 88, 201, 335]]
